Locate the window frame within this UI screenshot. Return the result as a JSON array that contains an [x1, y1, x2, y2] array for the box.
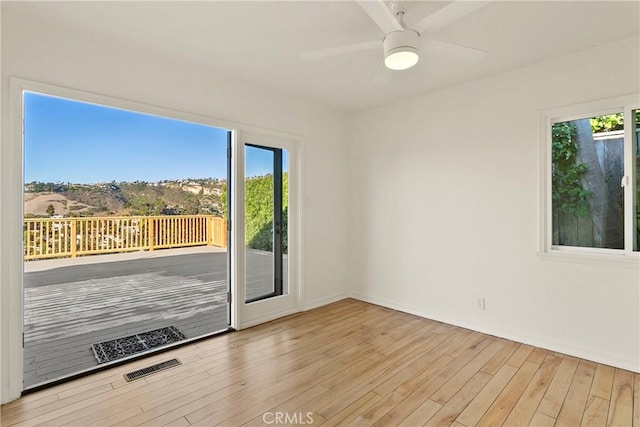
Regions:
[[539, 94, 640, 265]]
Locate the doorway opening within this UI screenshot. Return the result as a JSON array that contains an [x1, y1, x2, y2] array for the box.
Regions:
[[22, 91, 232, 389]]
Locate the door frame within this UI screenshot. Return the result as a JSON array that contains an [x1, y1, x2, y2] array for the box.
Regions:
[[234, 131, 300, 329], [2, 77, 303, 401]]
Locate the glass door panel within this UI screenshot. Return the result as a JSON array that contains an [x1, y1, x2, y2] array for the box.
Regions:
[[244, 144, 287, 302]]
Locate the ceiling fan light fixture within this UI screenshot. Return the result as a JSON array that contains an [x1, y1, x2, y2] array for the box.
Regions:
[[383, 29, 420, 70]]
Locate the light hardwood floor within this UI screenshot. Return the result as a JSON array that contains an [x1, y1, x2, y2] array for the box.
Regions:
[[1, 299, 638, 426]]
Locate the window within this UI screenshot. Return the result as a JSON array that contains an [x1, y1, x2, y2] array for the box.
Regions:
[[542, 95, 639, 256]]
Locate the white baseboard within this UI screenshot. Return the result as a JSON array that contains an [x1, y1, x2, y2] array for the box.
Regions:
[[351, 293, 639, 373], [238, 307, 301, 330], [238, 293, 349, 330], [302, 292, 349, 311]]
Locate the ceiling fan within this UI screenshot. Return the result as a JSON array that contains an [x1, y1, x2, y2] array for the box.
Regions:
[[301, 0, 490, 82]]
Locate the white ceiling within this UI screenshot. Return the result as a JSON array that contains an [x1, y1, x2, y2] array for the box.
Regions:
[[5, 1, 640, 112]]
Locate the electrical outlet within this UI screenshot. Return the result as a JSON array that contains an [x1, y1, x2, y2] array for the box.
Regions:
[[476, 297, 486, 310]]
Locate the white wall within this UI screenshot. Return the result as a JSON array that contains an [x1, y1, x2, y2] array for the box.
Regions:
[[3, 2, 639, 406], [348, 37, 640, 372], [0, 8, 349, 403]]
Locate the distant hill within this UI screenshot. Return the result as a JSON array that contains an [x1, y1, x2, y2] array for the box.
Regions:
[[25, 175, 288, 253], [24, 192, 94, 217], [24, 179, 226, 218]]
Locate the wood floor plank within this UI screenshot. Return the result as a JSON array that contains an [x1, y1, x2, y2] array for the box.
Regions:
[[476, 360, 539, 426], [0, 383, 115, 426], [529, 411, 556, 427], [607, 368, 634, 427], [455, 364, 518, 427], [131, 342, 344, 419], [506, 343, 535, 368], [1, 299, 638, 427], [161, 416, 191, 427], [224, 384, 329, 427], [424, 371, 492, 426], [397, 399, 442, 427], [527, 347, 549, 364], [430, 338, 504, 405], [118, 333, 373, 423], [556, 360, 597, 427], [313, 336, 435, 419], [590, 363, 615, 401], [140, 355, 336, 426], [371, 335, 492, 426], [47, 369, 211, 426], [634, 373, 640, 427], [318, 391, 382, 427], [374, 331, 478, 396], [7, 382, 144, 427], [377, 321, 439, 356], [537, 355, 580, 417], [502, 353, 562, 426], [372, 329, 471, 397], [365, 353, 455, 425], [348, 390, 406, 426], [177, 344, 376, 426], [94, 405, 144, 427], [481, 340, 519, 375], [581, 396, 610, 427]]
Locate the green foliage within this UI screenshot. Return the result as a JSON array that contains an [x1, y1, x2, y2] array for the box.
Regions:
[[245, 174, 288, 252], [25, 179, 225, 218], [590, 113, 623, 133], [120, 180, 221, 216], [551, 122, 589, 216], [45, 204, 55, 216], [220, 183, 227, 218]]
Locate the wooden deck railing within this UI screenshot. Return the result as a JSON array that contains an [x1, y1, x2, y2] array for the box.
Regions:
[[24, 215, 227, 260]]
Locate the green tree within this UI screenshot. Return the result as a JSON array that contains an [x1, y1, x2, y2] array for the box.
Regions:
[[46, 204, 55, 216], [244, 173, 288, 252], [220, 183, 227, 218], [590, 113, 623, 133]]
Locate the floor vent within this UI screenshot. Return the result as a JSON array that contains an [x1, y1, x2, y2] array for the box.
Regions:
[[124, 358, 182, 382]]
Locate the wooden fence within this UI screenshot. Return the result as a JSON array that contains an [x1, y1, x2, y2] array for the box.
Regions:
[[24, 215, 227, 260]]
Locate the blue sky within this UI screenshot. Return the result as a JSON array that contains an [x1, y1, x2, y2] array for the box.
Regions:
[[24, 92, 283, 183]]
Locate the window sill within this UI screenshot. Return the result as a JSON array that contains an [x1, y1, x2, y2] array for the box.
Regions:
[[537, 250, 640, 269]]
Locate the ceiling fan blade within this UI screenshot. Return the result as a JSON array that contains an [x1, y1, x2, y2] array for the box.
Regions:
[[356, 0, 403, 35], [300, 40, 379, 61], [414, 1, 491, 34], [423, 39, 488, 61], [371, 62, 392, 86]]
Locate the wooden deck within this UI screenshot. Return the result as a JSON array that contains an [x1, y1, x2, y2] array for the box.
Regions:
[[23, 248, 282, 389], [24, 271, 228, 388], [3, 299, 638, 426]]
